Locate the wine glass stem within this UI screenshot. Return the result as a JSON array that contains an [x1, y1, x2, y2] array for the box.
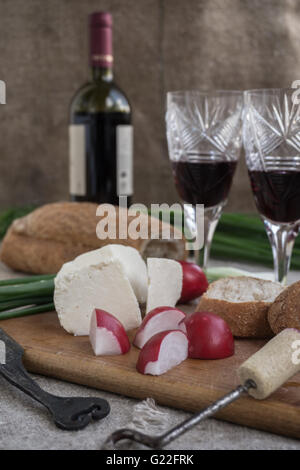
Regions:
[[263, 218, 299, 284], [199, 204, 224, 270]]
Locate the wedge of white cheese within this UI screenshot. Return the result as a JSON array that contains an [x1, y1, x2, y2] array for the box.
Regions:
[[146, 258, 183, 313], [67, 245, 148, 304], [54, 245, 145, 335]]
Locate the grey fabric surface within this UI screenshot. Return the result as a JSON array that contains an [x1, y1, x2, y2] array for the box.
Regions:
[[0, 374, 300, 450], [0, 260, 299, 450]]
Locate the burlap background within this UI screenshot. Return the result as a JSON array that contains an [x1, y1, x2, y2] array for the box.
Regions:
[[0, 0, 299, 211]]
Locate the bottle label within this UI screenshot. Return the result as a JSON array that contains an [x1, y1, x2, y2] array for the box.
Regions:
[[116, 125, 133, 196], [69, 124, 86, 196]]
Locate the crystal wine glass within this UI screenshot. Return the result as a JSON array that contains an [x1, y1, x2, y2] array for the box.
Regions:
[[243, 88, 300, 284], [166, 90, 243, 269]]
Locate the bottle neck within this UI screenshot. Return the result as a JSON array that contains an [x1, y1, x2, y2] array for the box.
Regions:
[[89, 14, 113, 78], [92, 66, 113, 82]]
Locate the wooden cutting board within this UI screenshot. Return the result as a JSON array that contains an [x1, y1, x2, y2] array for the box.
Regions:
[[0, 312, 299, 439]]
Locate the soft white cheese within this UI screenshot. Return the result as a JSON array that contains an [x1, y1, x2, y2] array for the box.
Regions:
[[146, 258, 183, 313], [61, 244, 148, 304], [54, 253, 142, 336]]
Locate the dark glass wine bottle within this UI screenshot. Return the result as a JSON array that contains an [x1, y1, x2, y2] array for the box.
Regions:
[[69, 12, 133, 205]]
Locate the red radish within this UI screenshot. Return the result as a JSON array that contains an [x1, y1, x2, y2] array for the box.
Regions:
[[178, 261, 208, 303], [133, 306, 186, 349], [136, 330, 188, 375], [89, 308, 130, 356], [180, 311, 234, 359]]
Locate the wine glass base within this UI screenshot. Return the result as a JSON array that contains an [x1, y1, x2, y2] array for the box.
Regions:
[[262, 216, 300, 284]]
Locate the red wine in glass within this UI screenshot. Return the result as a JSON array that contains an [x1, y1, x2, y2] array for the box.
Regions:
[[172, 157, 237, 207], [249, 170, 300, 223]]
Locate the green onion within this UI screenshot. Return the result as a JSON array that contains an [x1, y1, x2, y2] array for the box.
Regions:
[[210, 240, 274, 267], [0, 274, 55, 286], [0, 296, 53, 312], [0, 205, 35, 239], [0, 302, 55, 320], [212, 213, 300, 270], [149, 209, 300, 269], [0, 279, 55, 301], [205, 267, 274, 283], [217, 213, 265, 235]]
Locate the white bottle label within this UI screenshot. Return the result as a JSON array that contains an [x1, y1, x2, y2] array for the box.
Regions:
[[117, 125, 133, 196], [69, 124, 86, 196]]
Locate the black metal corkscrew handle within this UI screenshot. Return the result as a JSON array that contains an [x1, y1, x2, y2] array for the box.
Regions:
[[0, 328, 110, 430]]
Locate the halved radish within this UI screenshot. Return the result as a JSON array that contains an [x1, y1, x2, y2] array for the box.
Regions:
[[133, 306, 186, 349], [180, 311, 234, 359], [89, 308, 130, 356], [178, 261, 208, 303], [136, 330, 188, 375]]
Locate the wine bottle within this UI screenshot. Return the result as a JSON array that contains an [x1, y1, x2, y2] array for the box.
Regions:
[[69, 12, 133, 205]]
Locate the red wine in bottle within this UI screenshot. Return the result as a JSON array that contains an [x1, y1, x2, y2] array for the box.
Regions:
[[69, 12, 133, 205]]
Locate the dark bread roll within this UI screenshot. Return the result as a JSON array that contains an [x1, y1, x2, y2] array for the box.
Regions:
[[268, 281, 300, 334]]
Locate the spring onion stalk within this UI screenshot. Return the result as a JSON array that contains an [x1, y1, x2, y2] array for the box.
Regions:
[[213, 228, 300, 259], [0, 302, 55, 321], [0, 296, 53, 312], [212, 219, 300, 270], [210, 244, 273, 267], [0, 205, 35, 239], [218, 213, 265, 234], [0, 279, 55, 301], [0, 274, 55, 286], [213, 232, 272, 255], [150, 210, 300, 269], [205, 267, 275, 283]]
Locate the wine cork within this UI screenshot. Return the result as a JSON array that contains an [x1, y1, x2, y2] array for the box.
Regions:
[[238, 328, 300, 399]]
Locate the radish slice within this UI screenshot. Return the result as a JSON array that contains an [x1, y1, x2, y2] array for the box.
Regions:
[[133, 306, 186, 349], [136, 330, 188, 375], [89, 308, 130, 356]]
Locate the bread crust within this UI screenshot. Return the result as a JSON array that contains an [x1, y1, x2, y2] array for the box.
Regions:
[[268, 281, 300, 334], [10, 202, 143, 249], [0, 202, 186, 274], [196, 277, 282, 338], [0, 229, 96, 274], [197, 296, 274, 338]]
